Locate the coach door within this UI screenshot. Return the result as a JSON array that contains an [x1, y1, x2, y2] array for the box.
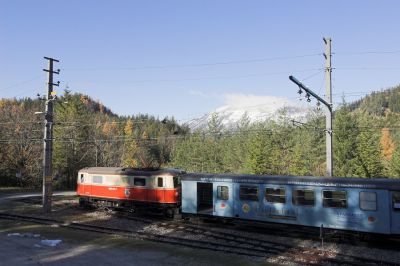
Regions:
[[197, 183, 213, 215], [390, 191, 400, 234], [213, 183, 233, 217]]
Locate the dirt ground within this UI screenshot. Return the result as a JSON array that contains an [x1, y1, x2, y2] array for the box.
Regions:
[[0, 219, 267, 266], [0, 193, 266, 266]]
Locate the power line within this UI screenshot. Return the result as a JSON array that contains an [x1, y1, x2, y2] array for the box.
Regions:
[[335, 66, 400, 71], [94, 68, 324, 84], [2, 123, 400, 143], [0, 75, 43, 92], [61, 53, 322, 71], [335, 50, 400, 55]]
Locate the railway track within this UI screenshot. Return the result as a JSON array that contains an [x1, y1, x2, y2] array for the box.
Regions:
[[151, 219, 400, 266], [1, 212, 395, 265], [14, 194, 400, 252], [177, 215, 400, 252]]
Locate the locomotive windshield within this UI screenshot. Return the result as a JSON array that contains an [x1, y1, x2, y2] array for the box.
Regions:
[[173, 176, 181, 188]]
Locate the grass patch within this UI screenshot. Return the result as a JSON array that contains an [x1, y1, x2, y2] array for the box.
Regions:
[[0, 187, 39, 195], [0, 198, 41, 213], [0, 194, 79, 214]]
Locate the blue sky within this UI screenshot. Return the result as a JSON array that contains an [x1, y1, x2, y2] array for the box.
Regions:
[[1, 1, 400, 122]]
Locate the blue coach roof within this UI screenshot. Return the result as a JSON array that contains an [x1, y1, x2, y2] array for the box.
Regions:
[[181, 172, 400, 190]]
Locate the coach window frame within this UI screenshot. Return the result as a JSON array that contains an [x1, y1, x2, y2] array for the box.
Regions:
[[265, 187, 286, 204], [292, 188, 315, 206], [239, 186, 259, 201], [217, 186, 229, 200], [322, 190, 347, 209], [359, 191, 377, 211]]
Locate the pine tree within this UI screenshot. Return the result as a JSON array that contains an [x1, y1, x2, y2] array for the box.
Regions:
[[391, 146, 400, 178], [244, 126, 272, 175], [333, 104, 359, 177], [354, 118, 383, 178]]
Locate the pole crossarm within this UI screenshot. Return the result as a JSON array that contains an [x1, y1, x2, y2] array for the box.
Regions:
[[289, 75, 332, 111], [44, 56, 59, 62]]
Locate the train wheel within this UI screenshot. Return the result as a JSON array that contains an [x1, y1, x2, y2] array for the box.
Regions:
[[79, 197, 87, 207], [165, 208, 174, 219]]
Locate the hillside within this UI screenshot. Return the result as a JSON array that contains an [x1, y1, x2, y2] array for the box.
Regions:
[[349, 84, 400, 115], [0, 91, 187, 188]]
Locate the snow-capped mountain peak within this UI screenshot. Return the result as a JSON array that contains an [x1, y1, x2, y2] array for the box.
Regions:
[[189, 94, 310, 130]]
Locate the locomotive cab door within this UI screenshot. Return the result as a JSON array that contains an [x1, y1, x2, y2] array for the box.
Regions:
[[155, 176, 165, 202], [213, 183, 233, 217], [81, 173, 91, 196], [390, 191, 400, 234]]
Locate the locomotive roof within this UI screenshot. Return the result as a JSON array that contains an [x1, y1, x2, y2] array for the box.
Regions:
[[182, 173, 400, 190], [79, 167, 185, 176]]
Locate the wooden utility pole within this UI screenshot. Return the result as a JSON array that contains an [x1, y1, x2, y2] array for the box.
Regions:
[[42, 57, 60, 213]]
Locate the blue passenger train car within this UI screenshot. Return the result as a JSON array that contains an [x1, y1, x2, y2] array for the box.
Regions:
[[181, 173, 400, 235]]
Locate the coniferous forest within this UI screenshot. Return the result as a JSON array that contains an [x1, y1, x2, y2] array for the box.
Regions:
[[1, 85, 400, 189]]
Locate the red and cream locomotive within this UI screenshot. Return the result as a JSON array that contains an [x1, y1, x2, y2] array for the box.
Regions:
[[77, 167, 185, 217]]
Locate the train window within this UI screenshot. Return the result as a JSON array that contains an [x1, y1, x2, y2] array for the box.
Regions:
[[239, 186, 258, 201], [292, 189, 315, 206], [265, 188, 286, 204], [393, 192, 400, 211], [217, 186, 229, 200], [157, 177, 163, 188], [359, 192, 377, 211], [134, 178, 146, 186], [322, 190, 347, 208], [107, 176, 121, 186], [80, 174, 84, 183], [120, 176, 129, 185], [93, 176, 103, 184]]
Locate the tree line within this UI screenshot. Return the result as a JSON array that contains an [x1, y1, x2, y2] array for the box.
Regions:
[[1, 86, 400, 189]]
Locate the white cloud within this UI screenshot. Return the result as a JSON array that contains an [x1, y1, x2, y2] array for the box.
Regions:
[[218, 93, 293, 111]]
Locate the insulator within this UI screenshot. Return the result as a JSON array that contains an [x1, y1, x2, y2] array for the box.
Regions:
[[316, 101, 321, 107], [298, 89, 303, 95], [307, 97, 311, 102]]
